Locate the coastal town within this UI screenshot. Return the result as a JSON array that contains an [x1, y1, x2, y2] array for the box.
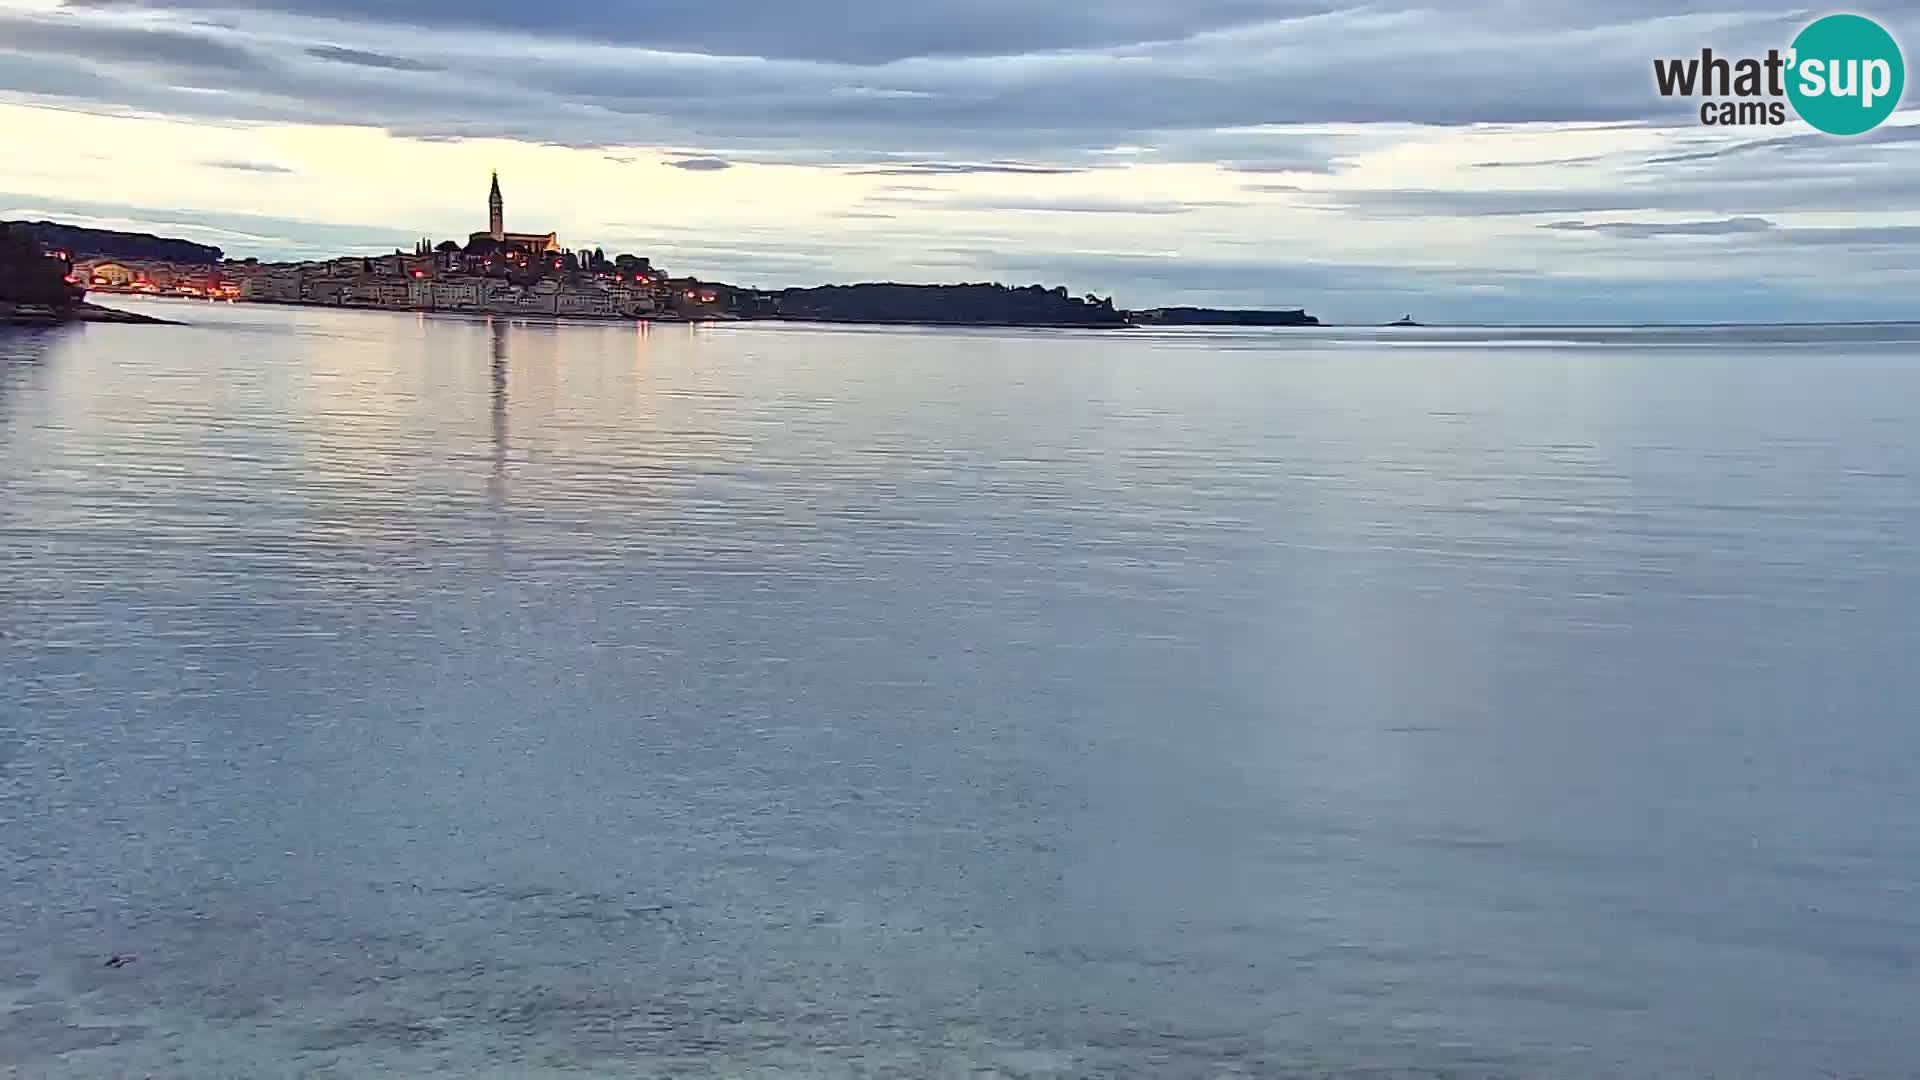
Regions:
[[5, 172, 1321, 328], [66, 173, 743, 321]]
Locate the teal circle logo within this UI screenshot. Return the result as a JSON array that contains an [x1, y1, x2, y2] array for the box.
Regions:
[[1787, 14, 1905, 135]]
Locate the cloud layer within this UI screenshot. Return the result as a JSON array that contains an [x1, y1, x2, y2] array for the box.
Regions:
[[6, 2, 1888, 154]]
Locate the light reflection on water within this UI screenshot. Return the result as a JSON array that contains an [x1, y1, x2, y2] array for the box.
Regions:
[[2, 303, 1918, 1077]]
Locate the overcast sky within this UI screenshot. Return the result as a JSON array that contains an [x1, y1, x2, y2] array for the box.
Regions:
[[1, 0, 1914, 321]]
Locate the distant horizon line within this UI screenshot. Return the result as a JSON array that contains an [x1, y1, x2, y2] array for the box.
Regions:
[[101, 295, 1919, 331], [16, 218, 1916, 329]]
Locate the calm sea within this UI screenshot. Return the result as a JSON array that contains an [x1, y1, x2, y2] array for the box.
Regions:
[[3, 302, 1918, 1078]]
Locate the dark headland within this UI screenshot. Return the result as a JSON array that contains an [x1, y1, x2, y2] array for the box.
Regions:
[[1, 222, 173, 325], [6, 220, 223, 266], [1131, 306, 1320, 327], [744, 286, 1322, 328], [757, 283, 1126, 327]]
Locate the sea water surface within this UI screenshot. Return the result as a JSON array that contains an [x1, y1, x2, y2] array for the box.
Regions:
[[3, 302, 1918, 1078]]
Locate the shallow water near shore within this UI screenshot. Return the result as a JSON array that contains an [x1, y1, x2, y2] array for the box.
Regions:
[[3, 302, 1919, 1077]]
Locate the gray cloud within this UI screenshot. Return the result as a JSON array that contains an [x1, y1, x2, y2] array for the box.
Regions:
[[1542, 217, 1920, 249], [1221, 158, 1345, 175], [1777, 224, 1920, 247], [849, 162, 1088, 176], [667, 157, 732, 171], [0, 11, 264, 71], [869, 194, 1238, 215], [0, 48, 127, 100], [202, 159, 294, 174], [1339, 189, 1662, 217], [1647, 123, 1920, 165], [13, 2, 1897, 161], [1544, 216, 1776, 238], [1334, 162, 1920, 218], [1472, 154, 1608, 168], [67, 0, 1332, 64], [304, 45, 443, 72]]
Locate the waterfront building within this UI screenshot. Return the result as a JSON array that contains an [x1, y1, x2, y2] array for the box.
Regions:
[[482, 285, 522, 313], [435, 278, 493, 310], [556, 284, 616, 317], [485, 284, 547, 315], [243, 272, 303, 302], [176, 269, 224, 297], [407, 276, 492, 310], [610, 283, 656, 315], [82, 260, 136, 287], [301, 276, 350, 304]]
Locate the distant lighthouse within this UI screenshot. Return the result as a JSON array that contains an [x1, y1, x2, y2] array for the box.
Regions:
[[488, 172, 505, 242]]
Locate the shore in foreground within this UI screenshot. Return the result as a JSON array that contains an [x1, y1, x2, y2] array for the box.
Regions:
[[0, 300, 178, 325]]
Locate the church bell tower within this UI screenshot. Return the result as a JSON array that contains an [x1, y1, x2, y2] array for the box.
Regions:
[[488, 171, 505, 242]]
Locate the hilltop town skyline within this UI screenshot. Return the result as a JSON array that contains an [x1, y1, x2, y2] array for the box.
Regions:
[[27, 178, 733, 321], [23, 169, 1215, 327]]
